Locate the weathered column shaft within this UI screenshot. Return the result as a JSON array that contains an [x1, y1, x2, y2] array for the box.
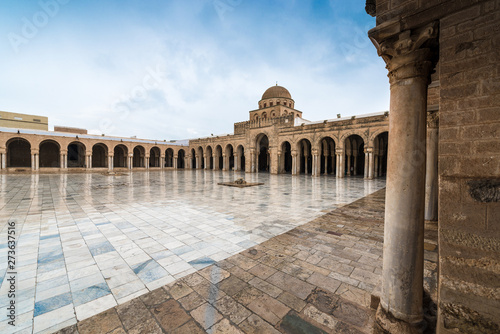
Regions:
[[364, 152, 369, 178], [337, 152, 344, 178], [425, 112, 439, 221], [346, 154, 351, 175], [292, 153, 297, 175], [368, 151, 374, 179], [1, 153, 6, 169], [371, 23, 438, 332]]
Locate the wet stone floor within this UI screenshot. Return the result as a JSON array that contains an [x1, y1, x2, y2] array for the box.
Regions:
[[0, 171, 387, 333]]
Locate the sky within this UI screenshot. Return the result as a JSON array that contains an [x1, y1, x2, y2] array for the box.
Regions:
[[0, 0, 390, 141]]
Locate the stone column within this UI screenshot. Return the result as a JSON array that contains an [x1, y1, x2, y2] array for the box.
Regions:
[[304, 154, 309, 174], [336, 149, 344, 178], [425, 111, 439, 221], [31, 152, 35, 171], [374, 154, 379, 178], [368, 148, 374, 179], [277, 152, 281, 174], [346, 154, 352, 176], [312, 151, 320, 177], [364, 151, 369, 178], [353, 154, 358, 176], [146, 156, 150, 169], [174, 157, 178, 169], [331, 154, 335, 175], [161, 155, 165, 169], [1, 152, 6, 169], [250, 149, 256, 173], [108, 155, 114, 172], [35, 153, 39, 170], [222, 154, 227, 171], [369, 22, 438, 332], [61, 150, 68, 169], [323, 153, 328, 175], [291, 151, 297, 175]]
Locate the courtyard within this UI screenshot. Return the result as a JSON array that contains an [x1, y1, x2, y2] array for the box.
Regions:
[[0, 171, 386, 333]]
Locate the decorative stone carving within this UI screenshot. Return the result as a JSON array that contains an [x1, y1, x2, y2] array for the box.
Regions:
[[369, 22, 439, 84], [427, 110, 439, 128]]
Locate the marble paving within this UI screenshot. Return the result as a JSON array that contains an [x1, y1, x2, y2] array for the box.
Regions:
[[0, 170, 386, 333]]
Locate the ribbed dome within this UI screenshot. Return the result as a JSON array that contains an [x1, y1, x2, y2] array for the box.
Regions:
[[261, 85, 292, 100]]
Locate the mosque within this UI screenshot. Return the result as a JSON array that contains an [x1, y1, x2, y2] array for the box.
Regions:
[[0, 85, 389, 179]]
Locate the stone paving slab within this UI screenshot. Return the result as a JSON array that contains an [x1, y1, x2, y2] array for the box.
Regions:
[[0, 171, 386, 333], [55, 188, 391, 334]]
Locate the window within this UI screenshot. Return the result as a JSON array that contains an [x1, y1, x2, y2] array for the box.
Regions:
[[264, 103, 267, 108], [270, 102, 273, 106]]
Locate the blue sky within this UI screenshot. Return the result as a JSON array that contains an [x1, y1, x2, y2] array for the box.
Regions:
[[0, 0, 389, 140]]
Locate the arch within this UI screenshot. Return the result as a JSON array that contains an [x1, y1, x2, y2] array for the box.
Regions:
[[256, 134, 270, 172], [344, 134, 365, 176], [280, 141, 292, 174], [262, 112, 267, 119], [92, 143, 108, 168], [318, 136, 336, 175], [114, 144, 128, 168], [165, 148, 174, 167], [133, 145, 145, 168], [39, 140, 60, 168], [206, 146, 213, 170], [340, 131, 368, 149], [67, 142, 86, 168], [225, 144, 234, 171], [149, 146, 161, 167], [297, 138, 312, 175], [374, 131, 388, 177], [177, 149, 185, 168], [236, 145, 245, 172], [7, 137, 31, 168]]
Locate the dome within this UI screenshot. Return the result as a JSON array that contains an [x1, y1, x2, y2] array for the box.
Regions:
[[261, 85, 292, 100]]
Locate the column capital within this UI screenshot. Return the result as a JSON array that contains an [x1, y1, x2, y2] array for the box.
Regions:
[[336, 149, 344, 155], [30, 149, 39, 154], [427, 110, 439, 128], [369, 22, 439, 84]]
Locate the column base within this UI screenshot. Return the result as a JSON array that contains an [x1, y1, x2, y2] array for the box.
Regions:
[[374, 305, 426, 334]]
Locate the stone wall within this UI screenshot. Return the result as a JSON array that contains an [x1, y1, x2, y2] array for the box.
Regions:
[[437, 2, 500, 333], [371, 0, 500, 333]]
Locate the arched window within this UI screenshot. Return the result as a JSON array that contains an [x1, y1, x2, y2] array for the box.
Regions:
[[264, 103, 267, 108], [270, 102, 273, 107], [277, 101, 280, 105], [254, 115, 259, 121], [262, 112, 267, 119]]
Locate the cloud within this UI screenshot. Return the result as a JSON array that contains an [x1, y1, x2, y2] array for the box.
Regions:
[[0, 0, 389, 140]]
